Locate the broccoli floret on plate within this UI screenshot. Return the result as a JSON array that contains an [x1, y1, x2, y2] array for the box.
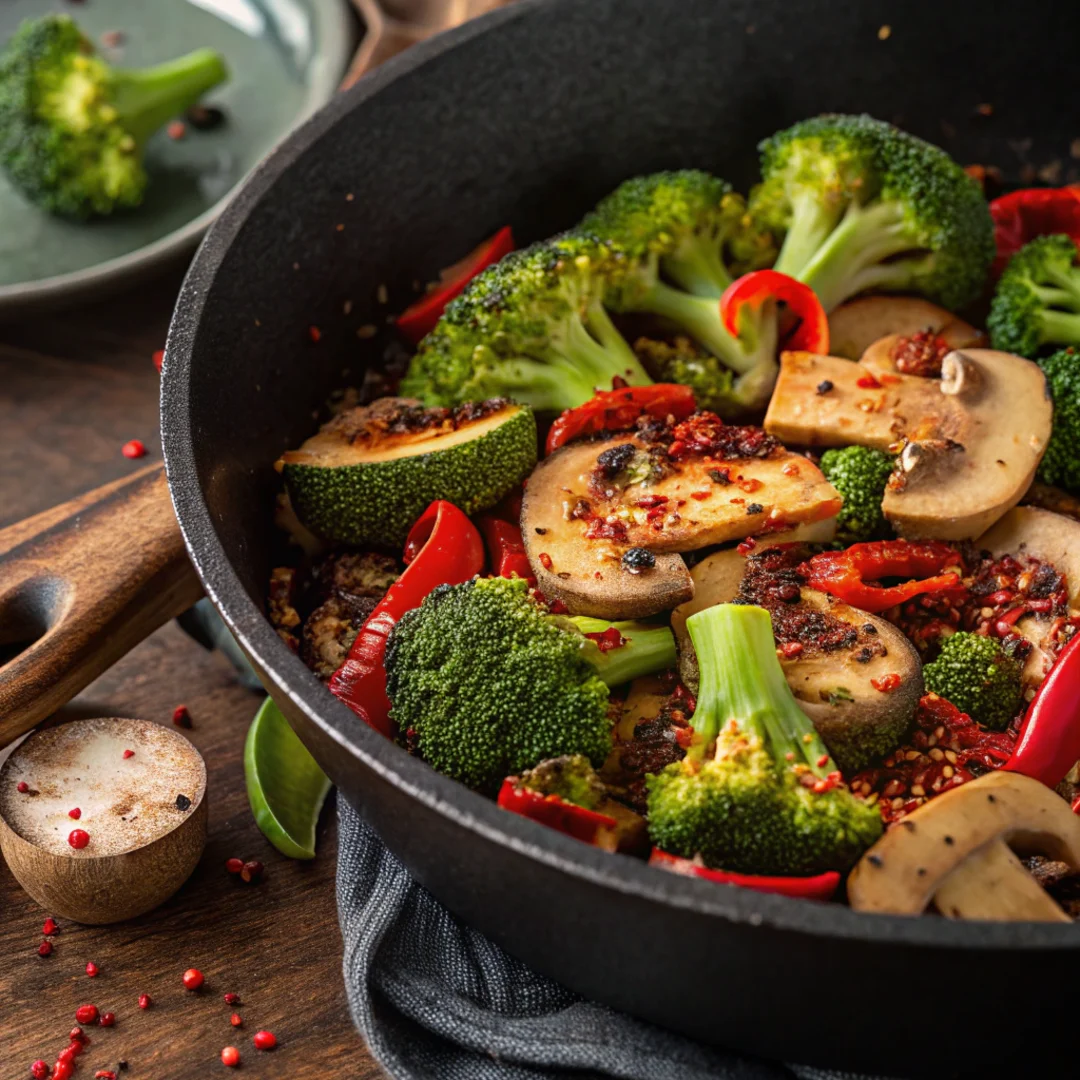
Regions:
[[385, 576, 676, 792], [819, 445, 896, 543], [988, 235, 1080, 358], [0, 14, 228, 218], [922, 632, 1023, 732], [646, 604, 882, 876], [749, 113, 994, 313], [1035, 347, 1080, 493]]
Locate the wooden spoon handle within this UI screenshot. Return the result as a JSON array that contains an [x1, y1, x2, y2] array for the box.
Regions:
[[0, 464, 203, 748]]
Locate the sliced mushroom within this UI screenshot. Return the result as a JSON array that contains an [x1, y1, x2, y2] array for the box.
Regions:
[[848, 771, 1080, 920], [1022, 480, 1080, 524], [765, 349, 1052, 540], [828, 296, 983, 362], [671, 546, 922, 770], [861, 326, 986, 378], [521, 434, 840, 618], [978, 506, 1080, 607]]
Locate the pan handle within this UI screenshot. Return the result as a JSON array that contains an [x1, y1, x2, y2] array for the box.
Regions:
[[0, 464, 203, 749]]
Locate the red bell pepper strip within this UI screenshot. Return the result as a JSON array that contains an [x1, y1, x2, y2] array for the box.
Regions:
[[802, 540, 964, 614], [648, 849, 840, 901], [396, 226, 515, 344], [329, 500, 484, 736], [545, 383, 697, 455], [1002, 632, 1080, 789], [477, 512, 533, 582], [497, 777, 617, 845], [989, 186, 1080, 278], [720, 269, 830, 354]]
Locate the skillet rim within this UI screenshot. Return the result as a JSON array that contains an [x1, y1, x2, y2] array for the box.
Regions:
[[161, 0, 1080, 953]]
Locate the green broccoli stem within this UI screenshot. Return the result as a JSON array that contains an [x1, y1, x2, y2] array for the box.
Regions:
[[662, 242, 733, 299], [482, 356, 600, 412], [639, 280, 752, 372], [111, 49, 228, 147], [575, 300, 654, 387], [685, 604, 834, 775], [569, 617, 677, 687], [792, 200, 914, 313], [771, 188, 849, 280], [1038, 309, 1080, 347]]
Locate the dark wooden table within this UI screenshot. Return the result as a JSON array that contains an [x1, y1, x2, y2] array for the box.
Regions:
[[0, 274, 382, 1078]]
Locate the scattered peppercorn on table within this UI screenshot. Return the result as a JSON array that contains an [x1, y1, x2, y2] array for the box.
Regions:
[[0, 275, 379, 1078]]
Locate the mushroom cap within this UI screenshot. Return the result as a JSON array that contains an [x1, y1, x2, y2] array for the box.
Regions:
[[828, 296, 983, 363]]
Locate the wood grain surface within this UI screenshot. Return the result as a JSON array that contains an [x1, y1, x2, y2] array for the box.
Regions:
[[0, 275, 379, 1078]]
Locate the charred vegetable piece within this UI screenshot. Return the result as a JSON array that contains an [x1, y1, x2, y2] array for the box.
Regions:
[[278, 397, 537, 549]]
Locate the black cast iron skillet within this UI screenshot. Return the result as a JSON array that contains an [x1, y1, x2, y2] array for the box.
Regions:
[[3, 0, 1080, 1074]]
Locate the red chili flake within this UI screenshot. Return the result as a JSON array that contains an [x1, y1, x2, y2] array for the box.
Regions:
[[68, 829, 90, 850], [43, 917, 59, 935], [224, 992, 241, 1005], [99, 1011, 115, 1027], [891, 330, 951, 378], [240, 860, 264, 884], [166, 120, 186, 140], [736, 537, 757, 555], [31, 1062, 49, 1080], [221, 1047, 241, 1067], [737, 477, 763, 494], [856, 373, 882, 389], [584, 626, 626, 652], [230, 1013, 243, 1027], [779, 641, 804, 659], [547, 598, 569, 615], [122, 749, 135, 759], [253, 1030, 277, 1051], [138, 993, 152, 1010], [584, 517, 631, 542], [171, 704, 193, 729], [121, 439, 146, 459], [538, 552, 553, 570], [871, 673, 902, 693], [86, 961, 98, 977], [308, 325, 322, 343], [225, 857, 244, 874], [182, 968, 205, 991], [634, 495, 668, 508], [816, 754, 831, 768], [38, 940, 53, 957], [781, 463, 800, 477], [152, 348, 165, 372], [17, 780, 29, 793], [690, 490, 711, 501], [75, 1005, 99, 1026], [68, 808, 81, 820]]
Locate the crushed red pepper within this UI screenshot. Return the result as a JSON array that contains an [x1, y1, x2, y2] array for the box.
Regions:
[[890, 330, 953, 378]]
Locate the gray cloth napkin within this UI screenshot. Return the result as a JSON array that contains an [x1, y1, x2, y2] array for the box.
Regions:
[[335, 798, 876, 1080]]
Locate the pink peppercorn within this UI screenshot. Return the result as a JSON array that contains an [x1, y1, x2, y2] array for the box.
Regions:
[[225, 858, 244, 875], [86, 962, 99, 977], [31, 1062, 49, 1080], [230, 1013, 243, 1027], [99, 1011, 116, 1027], [75, 1005, 98, 1026], [52, 1061, 73, 1080], [68, 829, 90, 850], [68, 808, 81, 820], [253, 1030, 277, 1051], [224, 992, 240, 1005], [171, 705, 193, 728], [221, 1046, 240, 1067], [138, 993, 151, 1010], [17, 780, 29, 793], [182, 968, 204, 991], [121, 440, 146, 460], [43, 917, 58, 935], [38, 940, 53, 957], [122, 749, 135, 759]]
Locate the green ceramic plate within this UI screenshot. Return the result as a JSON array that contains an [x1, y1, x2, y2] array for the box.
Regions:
[[0, 0, 354, 315]]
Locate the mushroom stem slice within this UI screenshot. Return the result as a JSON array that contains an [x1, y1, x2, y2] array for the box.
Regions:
[[848, 771, 1080, 918], [933, 838, 1070, 922]]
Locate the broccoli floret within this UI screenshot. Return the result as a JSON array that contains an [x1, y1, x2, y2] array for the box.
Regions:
[[1035, 348, 1080, 493], [818, 445, 896, 543], [632, 335, 733, 412], [646, 604, 882, 875], [519, 754, 606, 810], [0, 15, 228, 218], [922, 632, 1023, 732], [987, 235, 1080, 358], [400, 232, 653, 411], [385, 576, 676, 792], [750, 114, 993, 313], [581, 172, 781, 415]]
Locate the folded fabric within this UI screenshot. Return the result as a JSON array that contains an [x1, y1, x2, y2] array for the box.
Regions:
[[336, 798, 880, 1080]]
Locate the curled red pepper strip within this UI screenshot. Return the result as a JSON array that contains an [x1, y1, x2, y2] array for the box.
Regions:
[[1003, 632, 1080, 789], [719, 269, 830, 354], [648, 849, 840, 901], [989, 186, 1080, 278], [329, 500, 484, 737], [802, 540, 963, 614], [477, 512, 534, 582], [497, 777, 617, 845], [545, 383, 696, 455], [396, 226, 515, 344]]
